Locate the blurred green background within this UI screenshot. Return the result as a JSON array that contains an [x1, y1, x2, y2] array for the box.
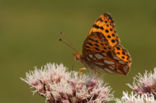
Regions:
[[1, 0, 156, 103]]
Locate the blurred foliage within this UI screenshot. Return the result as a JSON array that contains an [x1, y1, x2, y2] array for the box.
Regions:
[[0, 0, 156, 103]]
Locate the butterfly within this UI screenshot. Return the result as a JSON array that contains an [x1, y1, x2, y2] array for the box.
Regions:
[[73, 13, 131, 75]]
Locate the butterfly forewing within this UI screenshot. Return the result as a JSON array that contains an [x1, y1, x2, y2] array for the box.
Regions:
[[82, 32, 111, 54], [88, 13, 120, 47]]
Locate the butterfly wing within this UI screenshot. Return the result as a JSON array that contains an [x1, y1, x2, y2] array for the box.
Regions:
[[113, 44, 132, 74], [88, 13, 120, 47], [81, 13, 131, 75], [82, 32, 120, 74]]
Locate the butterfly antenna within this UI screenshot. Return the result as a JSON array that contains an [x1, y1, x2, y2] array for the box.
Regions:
[[59, 32, 78, 52]]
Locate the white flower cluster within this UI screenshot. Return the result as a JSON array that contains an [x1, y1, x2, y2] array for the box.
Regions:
[[127, 67, 156, 95], [21, 63, 113, 103], [116, 92, 156, 103], [116, 67, 156, 103]]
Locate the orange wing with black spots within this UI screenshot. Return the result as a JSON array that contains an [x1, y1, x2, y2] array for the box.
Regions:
[[114, 44, 131, 64], [82, 32, 112, 54], [88, 13, 120, 47], [74, 13, 132, 75], [82, 32, 120, 74]]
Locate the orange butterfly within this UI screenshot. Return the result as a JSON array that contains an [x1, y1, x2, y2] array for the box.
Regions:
[[73, 13, 131, 75]]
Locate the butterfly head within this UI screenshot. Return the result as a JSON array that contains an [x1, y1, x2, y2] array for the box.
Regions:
[[73, 52, 82, 61]]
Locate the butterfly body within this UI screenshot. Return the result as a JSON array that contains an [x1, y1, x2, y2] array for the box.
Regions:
[[73, 13, 131, 75]]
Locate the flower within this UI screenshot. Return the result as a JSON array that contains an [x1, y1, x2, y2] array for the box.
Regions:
[[21, 63, 113, 103], [127, 67, 156, 95], [115, 91, 156, 103]]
